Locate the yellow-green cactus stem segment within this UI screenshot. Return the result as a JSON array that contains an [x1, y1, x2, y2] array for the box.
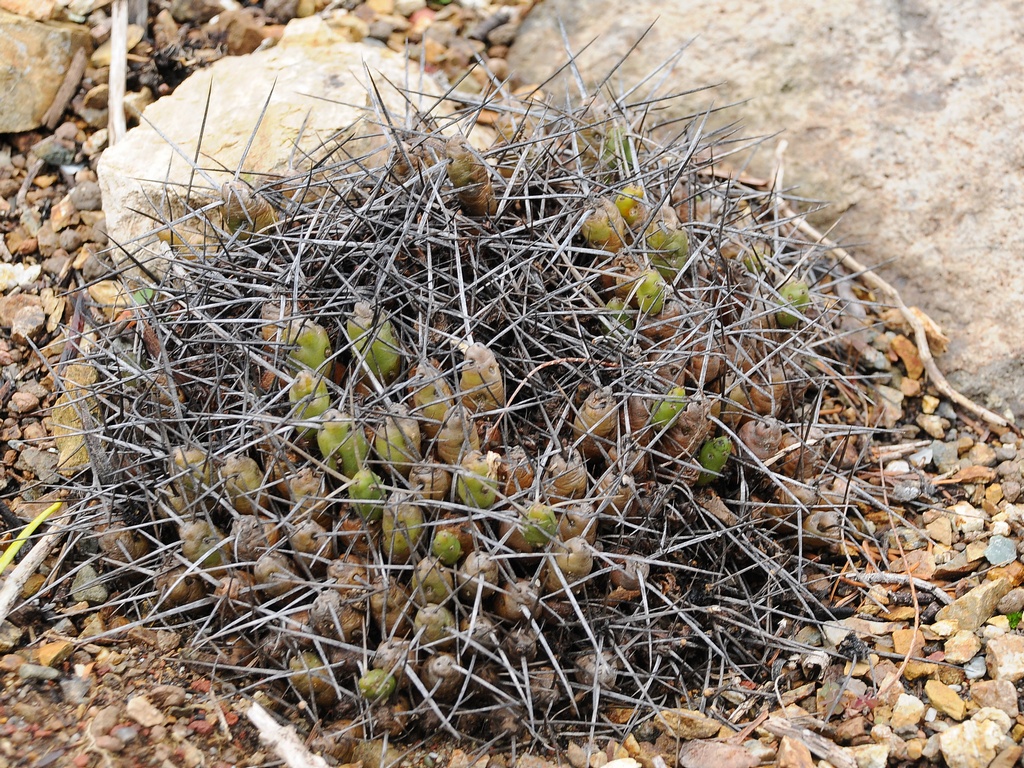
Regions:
[[283, 319, 331, 373], [605, 297, 635, 331], [647, 227, 690, 280], [650, 386, 688, 429], [445, 135, 497, 217], [411, 556, 454, 605], [614, 184, 647, 228], [459, 343, 505, 414], [581, 197, 626, 252], [776, 280, 811, 328], [317, 408, 370, 478], [455, 450, 500, 509], [696, 436, 734, 486], [408, 463, 452, 502], [179, 519, 230, 574], [373, 405, 422, 479], [288, 651, 338, 708], [348, 467, 386, 522], [633, 269, 667, 315], [435, 406, 481, 465], [289, 371, 330, 434], [357, 668, 397, 703], [221, 454, 266, 515], [381, 492, 425, 563], [346, 301, 403, 386], [431, 529, 463, 566], [169, 446, 215, 504], [572, 387, 618, 460], [413, 604, 456, 649], [409, 360, 455, 440], [521, 503, 558, 549]]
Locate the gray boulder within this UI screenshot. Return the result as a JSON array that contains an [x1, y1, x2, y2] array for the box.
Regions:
[[510, 0, 1024, 418]]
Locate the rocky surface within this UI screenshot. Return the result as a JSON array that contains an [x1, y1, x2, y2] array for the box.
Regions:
[[0, 10, 92, 133], [509, 0, 1024, 420]]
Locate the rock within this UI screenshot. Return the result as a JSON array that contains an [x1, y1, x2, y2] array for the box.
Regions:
[[934, 578, 1010, 631], [943, 630, 982, 665], [986, 633, 1024, 681], [970, 680, 1019, 718], [653, 708, 721, 739], [849, 743, 889, 768], [169, 0, 223, 23], [70, 181, 102, 211], [938, 708, 1012, 768], [0, 11, 91, 133], [71, 564, 109, 604], [776, 736, 813, 768], [931, 440, 961, 474], [676, 741, 757, 768], [917, 414, 948, 440], [890, 693, 925, 734], [968, 442, 998, 467], [10, 304, 47, 346], [0, 1, 56, 20], [0, 621, 24, 653], [14, 447, 58, 481], [996, 587, 1024, 615], [126, 695, 165, 727], [18, 663, 60, 681], [985, 536, 1017, 566], [948, 501, 987, 535], [925, 679, 966, 721], [395, 0, 426, 15], [510, 0, 1024, 419], [98, 16, 441, 249], [36, 640, 73, 668], [209, 9, 265, 55]]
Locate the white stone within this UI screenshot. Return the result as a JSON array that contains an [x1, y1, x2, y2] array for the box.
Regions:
[[938, 708, 1011, 768], [98, 16, 441, 247], [849, 743, 889, 768], [890, 693, 925, 734], [948, 501, 986, 534], [986, 634, 1024, 681], [944, 630, 982, 665], [394, 0, 426, 15]]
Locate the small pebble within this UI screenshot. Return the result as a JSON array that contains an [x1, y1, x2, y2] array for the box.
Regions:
[[963, 656, 988, 679], [0, 621, 24, 653], [18, 663, 60, 681], [985, 535, 1017, 565], [69, 181, 102, 211], [71, 564, 109, 605], [930, 440, 960, 474]]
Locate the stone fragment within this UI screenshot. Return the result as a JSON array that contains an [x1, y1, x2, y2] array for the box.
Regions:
[[0, 621, 24, 653], [50, 363, 99, 475], [126, 695, 165, 727], [925, 679, 966, 721], [676, 741, 757, 768], [11, 305, 46, 346], [776, 736, 813, 768], [986, 633, 1024, 681], [917, 414, 948, 439], [0, 0, 55, 20], [37, 640, 73, 668], [0, 293, 43, 328], [653, 708, 720, 739], [985, 536, 1017, 565], [968, 442, 998, 467], [890, 693, 925, 733], [938, 708, 1012, 768], [70, 181, 102, 211], [935, 578, 1011, 631], [948, 501, 986, 534], [0, 11, 91, 133], [970, 680, 1019, 718], [891, 628, 925, 657], [996, 587, 1024, 615], [849, 743, 889, 768], [18, 663, 60, 680], [98, 16, 441, 248], [71, 564, 109, 605], [943, 631, 982, 665]]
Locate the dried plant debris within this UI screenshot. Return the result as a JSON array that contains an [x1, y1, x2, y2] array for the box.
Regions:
[[40, 75, 893, 745]]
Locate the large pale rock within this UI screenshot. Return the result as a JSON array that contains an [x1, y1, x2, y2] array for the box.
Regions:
[[510, 0, 1024, 417], [937, 708, 1012, 768], [97, 16, 440, 247], [0, 10, 91, 132]]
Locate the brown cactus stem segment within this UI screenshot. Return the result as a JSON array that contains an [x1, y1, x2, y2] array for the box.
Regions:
[[445, 136, 497, 217]]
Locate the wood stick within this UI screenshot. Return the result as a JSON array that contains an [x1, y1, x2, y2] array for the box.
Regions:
[[0, 516, 71, 625], [43, 47, 87, 130], [246, 703, 329, 768], [107, 0, 128, 145]]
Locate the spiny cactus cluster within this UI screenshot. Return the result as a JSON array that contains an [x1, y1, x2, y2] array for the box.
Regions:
[[58, 78, 877, 743]]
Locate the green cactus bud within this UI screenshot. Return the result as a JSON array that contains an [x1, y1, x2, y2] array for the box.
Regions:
[[454, 450, 499, 509], [521, 503, 558, 549], [348, 468, 386, 521], [317, 408, 369, 478], [289, 371, 330, 431], [282, 320, 331, 374], [346, 302, 403, 386], [581, 198, 626, 252], [373, 405, 422, 478], [776, 280, 811, 328], [696, 436, 734, 486], [634, 269, 667, 315], [411, 556, 454, 605], [650, 386, 688, 429], [614, 184, 647, 228], [381, 493, 425, 563], [605, 297, 635, 331], [357, 668, 397, 702], [431, 530, 463, 566]]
